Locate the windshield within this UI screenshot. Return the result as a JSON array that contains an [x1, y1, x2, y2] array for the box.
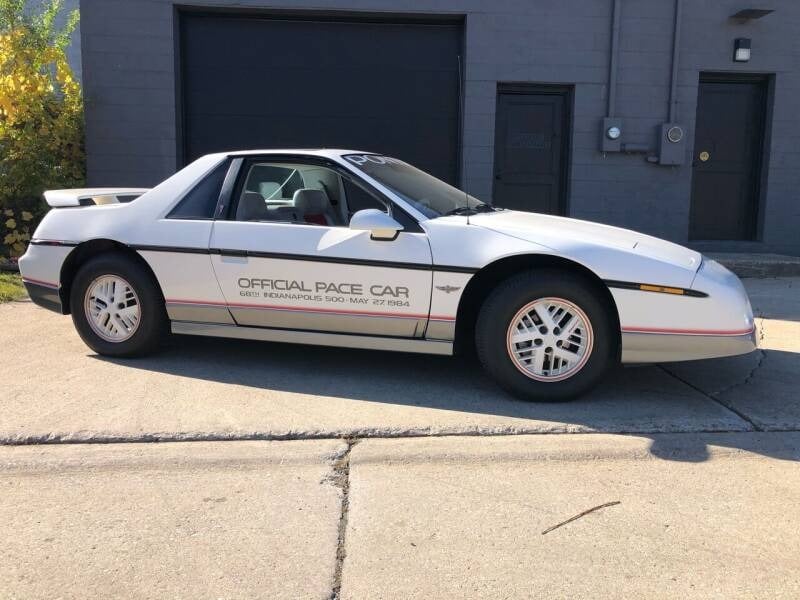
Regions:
[[343, 154, 491, 218]]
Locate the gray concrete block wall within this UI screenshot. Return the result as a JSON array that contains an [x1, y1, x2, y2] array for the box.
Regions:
[[80, 0, 800, 254]]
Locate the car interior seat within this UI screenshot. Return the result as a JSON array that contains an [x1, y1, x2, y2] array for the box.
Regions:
[[236, 191, 269, 221], [292, 188, 337, 226]]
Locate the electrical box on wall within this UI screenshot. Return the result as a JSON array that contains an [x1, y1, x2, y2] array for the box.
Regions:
[[658, 123, 687, 165], [601, 117, 622, 152]]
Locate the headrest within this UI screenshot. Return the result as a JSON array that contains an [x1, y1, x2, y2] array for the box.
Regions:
[[237, 192, 267, 221], [259, 181, 281, 198], [293, 188, 329, 213]]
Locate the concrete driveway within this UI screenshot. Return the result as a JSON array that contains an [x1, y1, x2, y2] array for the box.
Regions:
[[1, 277, 798, 598], [0, 278, 797, 443]]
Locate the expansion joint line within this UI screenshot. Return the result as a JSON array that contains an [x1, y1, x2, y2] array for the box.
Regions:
[[658, 364, 764, 432], [328, 438, 358, 600]]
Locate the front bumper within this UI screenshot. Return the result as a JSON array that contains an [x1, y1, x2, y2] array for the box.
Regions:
[[619, 258, 757, 363], [620, 326, 757, 363]]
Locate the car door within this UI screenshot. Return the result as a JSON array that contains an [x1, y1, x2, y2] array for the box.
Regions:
[[209, 157, 433, 338]]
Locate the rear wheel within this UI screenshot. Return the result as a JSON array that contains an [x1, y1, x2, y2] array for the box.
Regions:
[[475, 270, 616, 401], [70, 254, 167, 357]]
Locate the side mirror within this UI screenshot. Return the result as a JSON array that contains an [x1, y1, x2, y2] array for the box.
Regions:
[[349, 209, 404, 241]]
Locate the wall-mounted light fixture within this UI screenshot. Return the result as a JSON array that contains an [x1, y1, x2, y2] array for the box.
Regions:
[[729, 9, 774, 23], [733, 38, 751, 62]]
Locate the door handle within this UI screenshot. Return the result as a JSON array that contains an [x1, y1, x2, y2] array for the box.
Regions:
[[213, 248, 248, 257]]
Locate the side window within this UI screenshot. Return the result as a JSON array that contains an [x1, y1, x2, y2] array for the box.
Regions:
[[234, 162, 348, 227], [229, 160, 420, 233], [168, 160, 229, 219]]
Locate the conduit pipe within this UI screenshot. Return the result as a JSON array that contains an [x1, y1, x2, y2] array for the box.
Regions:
[[607, 0, 621, 118], [668, 0, 683, 123]]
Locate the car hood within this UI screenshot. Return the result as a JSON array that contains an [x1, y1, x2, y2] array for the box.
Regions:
[[470, 210, 702, 277]]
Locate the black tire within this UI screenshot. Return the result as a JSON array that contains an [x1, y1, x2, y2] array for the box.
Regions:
[[70, 253, 167, 357], [475, 269, 616, 402]]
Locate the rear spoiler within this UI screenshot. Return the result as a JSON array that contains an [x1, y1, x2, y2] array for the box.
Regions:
[[43, 188, 150, 208]]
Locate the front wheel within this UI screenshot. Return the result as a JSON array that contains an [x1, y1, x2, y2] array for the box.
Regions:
[[475, 270, 617, 401], [70, 254, 167, 357]]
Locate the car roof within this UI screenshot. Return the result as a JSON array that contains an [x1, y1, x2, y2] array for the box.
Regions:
[[209, 149, 375, 160]]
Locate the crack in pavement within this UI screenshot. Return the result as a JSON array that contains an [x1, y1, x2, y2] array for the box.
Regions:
[[324, 438, 358, 600], [711, 349, 767, 399]]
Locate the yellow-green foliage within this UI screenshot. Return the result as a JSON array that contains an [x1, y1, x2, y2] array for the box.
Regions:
[[0, 0, 84, 263], [0, 271, 25, 302]]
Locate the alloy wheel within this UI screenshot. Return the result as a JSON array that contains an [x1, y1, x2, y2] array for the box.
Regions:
[[506, 297, 594, 382], [83, 275, 141, 343]]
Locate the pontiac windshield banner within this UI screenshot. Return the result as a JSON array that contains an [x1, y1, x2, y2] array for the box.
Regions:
[[238, 277, 411, 307]]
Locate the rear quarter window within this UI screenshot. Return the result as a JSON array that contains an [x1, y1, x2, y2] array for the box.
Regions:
[[168, 160, 229, 219]]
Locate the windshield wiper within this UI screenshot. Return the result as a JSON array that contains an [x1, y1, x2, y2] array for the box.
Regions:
[[444, 206, 476, 216], [443, 204, 496, 216]]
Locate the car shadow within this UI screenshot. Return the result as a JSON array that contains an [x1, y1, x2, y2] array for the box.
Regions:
[[91, 333, 800, 464]]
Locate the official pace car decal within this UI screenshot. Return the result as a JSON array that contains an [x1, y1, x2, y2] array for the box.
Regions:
[[238, 277, 412, 308]]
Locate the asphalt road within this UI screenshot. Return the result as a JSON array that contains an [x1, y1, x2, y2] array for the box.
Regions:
[[1, 277, 798, 598]]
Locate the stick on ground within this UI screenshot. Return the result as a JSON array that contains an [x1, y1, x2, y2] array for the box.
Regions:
[[541, 501, 621, 535]]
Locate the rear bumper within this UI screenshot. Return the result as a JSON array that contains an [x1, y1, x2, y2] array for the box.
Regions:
[[22, 279, 63, 314], [18, 241, 73, 314], [620, 326, 757, 363]]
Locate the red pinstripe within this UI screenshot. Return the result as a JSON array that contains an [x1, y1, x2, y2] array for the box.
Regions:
[[166, 298, 456, 321], [167, 298, 227, 306], [621, 325, 754, 336], [21, 277, 59, 289]]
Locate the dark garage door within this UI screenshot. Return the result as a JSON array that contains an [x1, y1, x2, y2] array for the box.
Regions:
[[179, 12, 462, 184]]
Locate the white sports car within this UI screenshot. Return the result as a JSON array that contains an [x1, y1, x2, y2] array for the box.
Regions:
[[19, 150, 756, 400]]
